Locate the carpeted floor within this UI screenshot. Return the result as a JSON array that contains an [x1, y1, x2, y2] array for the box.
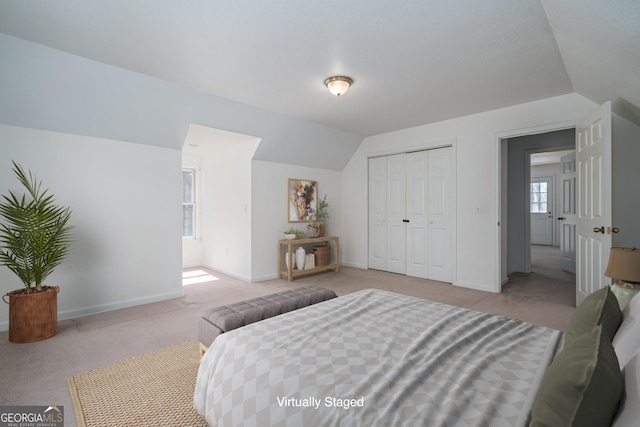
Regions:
[[68, 340, 207, 427], [1, 246, 574, 427]]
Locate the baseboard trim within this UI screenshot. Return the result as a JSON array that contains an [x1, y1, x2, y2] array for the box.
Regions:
[[454, 280, 499, 294], [60, 290, 186, 321], [206, 267, 253, 283], [250, 273, 279, 282], [341, 261, 365, 269], [0, 290, 185, 332]]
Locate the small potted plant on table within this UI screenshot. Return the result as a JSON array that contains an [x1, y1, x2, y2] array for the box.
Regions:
[[309, 194, 329, 237]]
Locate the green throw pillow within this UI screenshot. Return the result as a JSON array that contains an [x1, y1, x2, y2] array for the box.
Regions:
[[530, 325, 623, 427], [565, 286, 622, 345]]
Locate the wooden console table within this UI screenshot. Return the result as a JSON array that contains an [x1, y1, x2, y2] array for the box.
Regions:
[[278, 236, 339, 281]]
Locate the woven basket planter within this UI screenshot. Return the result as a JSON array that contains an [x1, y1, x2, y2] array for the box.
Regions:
[[3, 285, 59, 343]]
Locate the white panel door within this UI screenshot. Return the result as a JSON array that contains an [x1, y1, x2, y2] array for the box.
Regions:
[[530, 176, 554, 245], [368, 157, 387, 271], [386, 154, 406, 274], [406, 151, 428, 278], [368, 148, 452, 282], [427, 147, 453, 282], [560, 152, 577, 274], [576, 102, 612, 305]]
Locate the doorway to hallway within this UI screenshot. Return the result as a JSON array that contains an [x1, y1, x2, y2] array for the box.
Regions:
[[531, 244, 574, 305]]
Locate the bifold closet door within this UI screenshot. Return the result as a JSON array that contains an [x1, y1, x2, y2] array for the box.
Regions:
[[368, 156, 387, 271], [368, 147, 453, 282], [406, 151, 428, 278], [406, 148, 453, 281], [368, 154, 406, 274], [425, 147, 453, 283]]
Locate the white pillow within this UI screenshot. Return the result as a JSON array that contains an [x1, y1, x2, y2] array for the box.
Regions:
[[612, 348, 640, 427], [612, 293, 640, 368]]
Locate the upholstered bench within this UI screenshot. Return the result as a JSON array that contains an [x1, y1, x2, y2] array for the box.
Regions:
[[198, 285, 337, 355]]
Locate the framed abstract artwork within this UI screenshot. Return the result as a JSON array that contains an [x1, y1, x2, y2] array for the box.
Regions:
[[288, 178, 317, 222]]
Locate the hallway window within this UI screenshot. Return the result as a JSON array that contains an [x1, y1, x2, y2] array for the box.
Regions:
[[182, 168, 196, 238], [530, 182, 548, 213]]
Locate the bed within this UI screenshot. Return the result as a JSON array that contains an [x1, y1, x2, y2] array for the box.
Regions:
[[195, 287, 639, 426]]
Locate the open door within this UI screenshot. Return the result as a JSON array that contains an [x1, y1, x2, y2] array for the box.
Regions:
[[576, 102, 612, 305]]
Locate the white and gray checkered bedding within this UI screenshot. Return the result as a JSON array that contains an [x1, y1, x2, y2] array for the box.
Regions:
[[194, 289, 562, 426]]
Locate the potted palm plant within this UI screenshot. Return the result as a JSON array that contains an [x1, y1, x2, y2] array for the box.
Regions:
[[0, 161, 73, 343]]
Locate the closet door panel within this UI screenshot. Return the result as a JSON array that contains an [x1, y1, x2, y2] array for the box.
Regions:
[[406, 151, 429, 278], [427, 147, 453, 282], [386, 154, 406, 274], [368, 157, 387, 270]]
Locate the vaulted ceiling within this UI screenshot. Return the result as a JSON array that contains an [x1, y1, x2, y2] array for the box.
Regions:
[[1, 0, 639, 137]]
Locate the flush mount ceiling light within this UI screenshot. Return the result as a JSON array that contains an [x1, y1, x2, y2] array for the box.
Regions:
[[324, 76, 353, 97]]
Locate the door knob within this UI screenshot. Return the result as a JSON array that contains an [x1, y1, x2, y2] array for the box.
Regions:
[[593, 226, 605, 234], [402, 219, 410, 223], [557, 217, 566, 220], [608, 227, 620, 234]]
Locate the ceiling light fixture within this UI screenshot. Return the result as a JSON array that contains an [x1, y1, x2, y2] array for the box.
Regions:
[[324, 76, 353, 97]]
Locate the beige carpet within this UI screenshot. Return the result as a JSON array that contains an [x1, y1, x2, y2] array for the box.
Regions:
[[67, 340, 207, 427], [2, 254, 573, 427]]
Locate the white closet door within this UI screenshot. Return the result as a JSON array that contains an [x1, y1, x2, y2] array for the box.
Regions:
[[406, 151, 428, 278], [368, 148, 452, 282], [386, 154, 406, 274], [368, 156, 387, 271], [427, 147, 453, 283]]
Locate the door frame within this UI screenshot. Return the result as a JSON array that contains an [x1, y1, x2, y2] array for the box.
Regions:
[[496, 119, 577, 289], [365, 140, 457, 284]]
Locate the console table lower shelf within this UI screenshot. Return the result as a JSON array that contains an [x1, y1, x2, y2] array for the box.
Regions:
[[278, 236, 339, 281]]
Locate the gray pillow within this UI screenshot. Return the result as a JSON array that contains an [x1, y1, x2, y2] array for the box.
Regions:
[[565, 286, 622, 345], [530, 325, 623, 427]]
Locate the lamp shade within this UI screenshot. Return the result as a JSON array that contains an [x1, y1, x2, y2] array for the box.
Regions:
[[605, 247, 640, 283], [324, 76, 353, 96]]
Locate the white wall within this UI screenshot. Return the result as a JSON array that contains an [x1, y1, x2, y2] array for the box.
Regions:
[[342, 94, 598, 293], [182, 154, 341, 282], [200, 141, 259, 281], [251, 161, 342, 281], [0, 33, 361, 325], [612, 114, 640, 248], [0, 124, 183, 331]]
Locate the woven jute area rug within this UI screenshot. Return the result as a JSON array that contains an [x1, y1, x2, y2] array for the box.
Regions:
[[67, 340, 208, 427]]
